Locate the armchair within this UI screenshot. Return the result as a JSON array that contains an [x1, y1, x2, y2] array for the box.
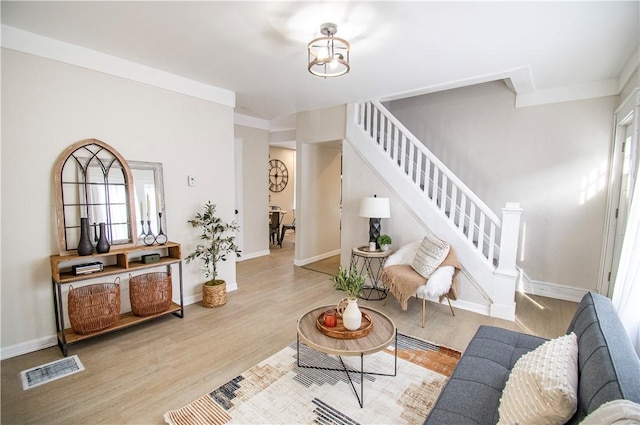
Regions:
[[381, 239, 460, 327]]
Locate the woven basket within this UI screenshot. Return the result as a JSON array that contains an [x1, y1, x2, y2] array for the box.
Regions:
[[68, 280, 121, 335], [202, 281, 227, 308], [129, 272, 172, 316]]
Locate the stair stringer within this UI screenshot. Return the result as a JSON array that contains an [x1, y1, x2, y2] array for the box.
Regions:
[[346, 105, 515, 320]]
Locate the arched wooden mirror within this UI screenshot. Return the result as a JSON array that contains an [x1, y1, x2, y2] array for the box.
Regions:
[[54, 139, 138, 255]]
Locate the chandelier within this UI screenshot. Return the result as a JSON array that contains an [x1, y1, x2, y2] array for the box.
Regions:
[[307, 23, 350, 78]]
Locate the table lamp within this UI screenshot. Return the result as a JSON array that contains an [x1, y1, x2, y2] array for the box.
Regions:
[[359, 195, 390, 249]]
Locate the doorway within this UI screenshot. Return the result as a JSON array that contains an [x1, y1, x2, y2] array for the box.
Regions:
[[234, 138, 244, 254], [610, 117, 638, 291], [600, 89, 640, 296]]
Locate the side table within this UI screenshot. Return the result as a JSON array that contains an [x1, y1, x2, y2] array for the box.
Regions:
[[350, 246, 393, 300]]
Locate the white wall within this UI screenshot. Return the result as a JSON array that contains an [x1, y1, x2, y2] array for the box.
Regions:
[[1, 49, 236, 357], [294, 106, 345, 264], [340, 143, 417, 252], [234, 125, 270, 259], [387, 81, 616, 291]]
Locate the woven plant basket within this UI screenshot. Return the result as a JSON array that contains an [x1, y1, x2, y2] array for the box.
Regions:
[[202, 281, 227, 308], [129, 272, 172, 316], [68, 279, 121, 335]]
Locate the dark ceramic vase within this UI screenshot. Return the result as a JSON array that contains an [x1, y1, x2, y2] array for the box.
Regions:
[[96, 222, 110, 253], [77, 218, 94, 256]]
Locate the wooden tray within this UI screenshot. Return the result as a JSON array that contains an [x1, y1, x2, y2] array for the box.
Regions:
[[315, 309, 373, 339]]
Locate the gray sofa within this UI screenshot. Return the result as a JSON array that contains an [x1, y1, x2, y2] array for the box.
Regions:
[[425, 292, 640, 425]]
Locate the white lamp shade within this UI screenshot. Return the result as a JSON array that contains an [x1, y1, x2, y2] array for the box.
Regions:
[[359, 197, 390, 218]]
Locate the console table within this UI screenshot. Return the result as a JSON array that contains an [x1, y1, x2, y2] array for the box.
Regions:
[[50, 242, 184, 356], [350, 246, 393, 300]]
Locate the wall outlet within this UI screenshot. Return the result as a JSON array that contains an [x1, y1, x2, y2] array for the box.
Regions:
[[188, 175, 196, 186]]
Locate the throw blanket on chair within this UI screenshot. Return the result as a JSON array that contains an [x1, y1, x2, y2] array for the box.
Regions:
[[381, 248, 461, 311]]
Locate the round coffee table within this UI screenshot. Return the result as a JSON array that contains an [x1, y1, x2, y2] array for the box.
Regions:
[[296, 305, 397, 407]]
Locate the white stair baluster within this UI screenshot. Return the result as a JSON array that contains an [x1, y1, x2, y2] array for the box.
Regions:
[[468, 203, 476, 244], [450, 185, 458, 223]]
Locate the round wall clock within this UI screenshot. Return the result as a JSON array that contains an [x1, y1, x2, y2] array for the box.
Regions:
[[269, 159, 289, 192]]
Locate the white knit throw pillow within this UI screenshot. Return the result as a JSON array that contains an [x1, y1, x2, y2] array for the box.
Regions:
[[580, 400, 640, 425], [411, 234, 450, 279], [497, 332, 578, 425]]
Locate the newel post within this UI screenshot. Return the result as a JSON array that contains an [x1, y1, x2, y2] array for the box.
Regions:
[[490, 202, 523, 321], [498, 202, 522, 273]]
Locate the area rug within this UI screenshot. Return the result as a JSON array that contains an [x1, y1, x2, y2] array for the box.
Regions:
[[301, 255, 341, 276], [164, 334, 460, 425]]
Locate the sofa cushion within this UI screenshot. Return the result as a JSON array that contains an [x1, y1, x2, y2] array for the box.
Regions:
[[565, 292, 640, 424], [497, 332, 579, 425], [425, 325, 547, 425], [425, 292, 640, 425]]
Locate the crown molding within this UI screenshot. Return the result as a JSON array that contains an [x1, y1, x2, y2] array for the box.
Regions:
[[1, 25, 235, 108], [515, 79, 620, 108], [379, 66, 535, 103], [619, 45, 640, 92], [234, 113, 269, 130]]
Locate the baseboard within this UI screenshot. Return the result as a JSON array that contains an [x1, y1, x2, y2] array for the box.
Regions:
[[419, 295, 491, 317], [182, 282, 237, 306], [490, 302, 516, 321], [237, 250, 270, 261], [293, 249, 341, 267], [183, 293, 201, 305], [519, 272, 590, 303], [450, 298, 491, 316], [1, 335, 58, 360]]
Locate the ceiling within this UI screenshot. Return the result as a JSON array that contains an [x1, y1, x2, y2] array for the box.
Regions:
[[2, 1, 639, 130]]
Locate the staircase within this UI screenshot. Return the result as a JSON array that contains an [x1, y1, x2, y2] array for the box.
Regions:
[[346, 101, 522, 320]]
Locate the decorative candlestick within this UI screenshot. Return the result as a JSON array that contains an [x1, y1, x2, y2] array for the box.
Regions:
[[155, 212, 167, 245], [138, 220, 146, 245], [144, 220, 156, 246]]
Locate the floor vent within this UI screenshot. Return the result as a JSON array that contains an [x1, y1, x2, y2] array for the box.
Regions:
[[20, 355, 84, 390]]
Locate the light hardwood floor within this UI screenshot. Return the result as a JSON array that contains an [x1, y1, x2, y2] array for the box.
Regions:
[[1, 234, 578, 425]]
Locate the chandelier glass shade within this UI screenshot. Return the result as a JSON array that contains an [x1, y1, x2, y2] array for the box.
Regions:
[[308, 23, 350, 78]]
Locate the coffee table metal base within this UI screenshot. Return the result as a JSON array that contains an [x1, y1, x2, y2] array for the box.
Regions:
[[296, 330, 398, 408]]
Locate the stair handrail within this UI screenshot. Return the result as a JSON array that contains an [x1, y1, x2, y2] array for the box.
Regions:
[[355, 100, 503, 266], [359, 100, 501, 225]]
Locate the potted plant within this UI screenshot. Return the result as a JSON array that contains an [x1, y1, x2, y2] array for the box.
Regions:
[[377, 234, 392, 251], [185, 201, 240, 308], [331, 266, 367, 330]]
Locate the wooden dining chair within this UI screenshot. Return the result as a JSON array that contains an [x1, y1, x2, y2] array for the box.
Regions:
[[269, 211, 283, 245], [279, 219, 295, 247]]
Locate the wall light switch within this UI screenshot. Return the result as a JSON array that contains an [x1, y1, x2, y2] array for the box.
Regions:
[[188, 175, 196, 186]]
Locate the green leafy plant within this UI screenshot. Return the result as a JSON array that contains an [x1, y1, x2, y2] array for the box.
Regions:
[[377, 234, 392, 246], [331, 266, 367, 299], [185, 201, 240, 286]]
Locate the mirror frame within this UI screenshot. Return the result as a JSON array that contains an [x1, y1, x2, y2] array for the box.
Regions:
[[129, 160, 166, 240], [54, 139, 138, 256]]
